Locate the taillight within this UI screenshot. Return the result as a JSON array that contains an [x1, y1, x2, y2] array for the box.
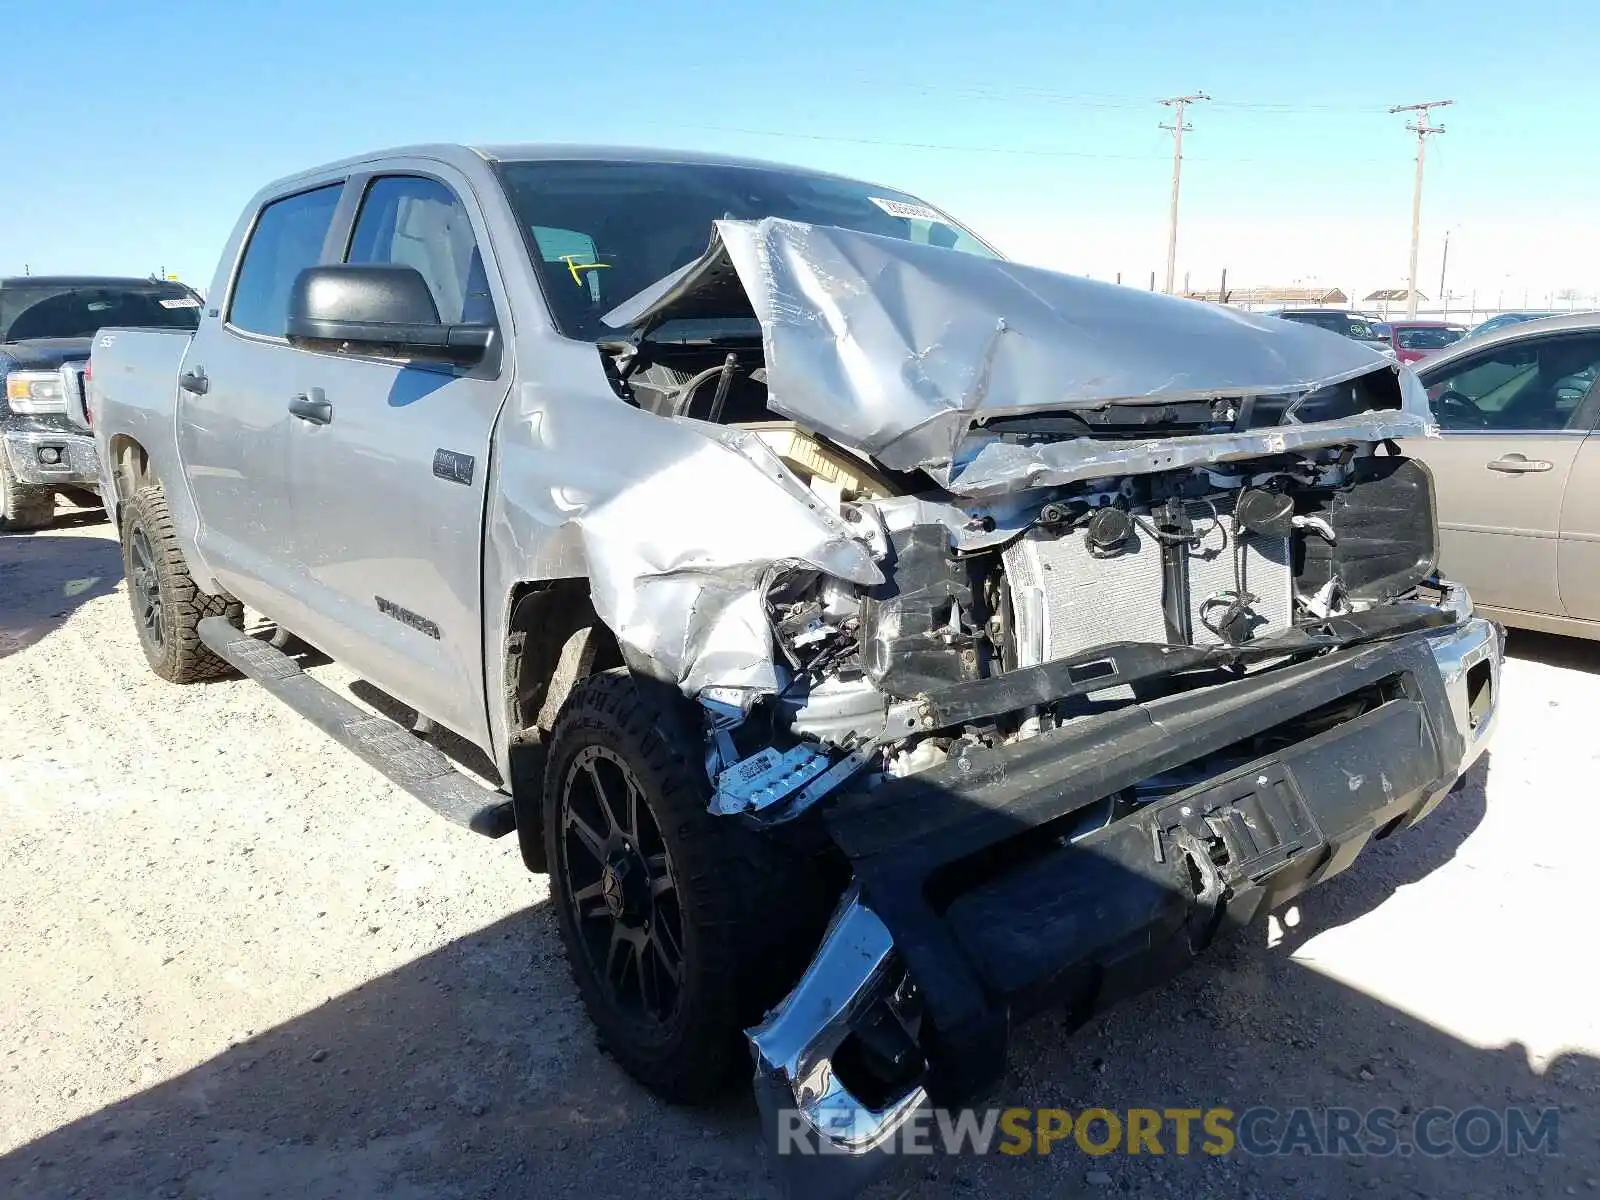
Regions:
[[82, 363, 94, 426]]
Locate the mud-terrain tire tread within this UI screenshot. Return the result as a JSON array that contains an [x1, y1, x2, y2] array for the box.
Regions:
[[0, 456, 54, 531], [121, 484, 242, 683], [543, 667, 839, 1103]]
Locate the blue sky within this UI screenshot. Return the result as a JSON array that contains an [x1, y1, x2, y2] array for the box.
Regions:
[[4, 0, 1596, 304]]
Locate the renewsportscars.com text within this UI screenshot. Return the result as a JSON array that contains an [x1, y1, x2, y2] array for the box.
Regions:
[[779, 1105, 1561, 1158]]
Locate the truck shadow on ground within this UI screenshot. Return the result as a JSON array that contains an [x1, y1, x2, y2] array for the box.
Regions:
[[346, 678, 503, 783], [0, 530, 122, 660], [1505, 628, 1600, 674], [3, 754, 1591, 1200]]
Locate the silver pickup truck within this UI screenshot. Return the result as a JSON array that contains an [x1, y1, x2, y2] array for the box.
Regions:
[[89, 143, 1500, 1195]]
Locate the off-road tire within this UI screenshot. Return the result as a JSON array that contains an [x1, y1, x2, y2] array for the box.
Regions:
[[120, 484, 242, 683], [0, 456, 54, 531], [543, 668, 840, 1103]]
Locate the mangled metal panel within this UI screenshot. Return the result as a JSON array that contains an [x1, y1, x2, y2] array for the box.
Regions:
[[933, 401, 1432, 497], [613, 217, 1432, 489], [501, 380, 881, 694]]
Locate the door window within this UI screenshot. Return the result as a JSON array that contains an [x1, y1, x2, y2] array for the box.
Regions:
[[1421, 334, 1600, 431], [227, 184, 343, 337], [346, 176, 492, 325]]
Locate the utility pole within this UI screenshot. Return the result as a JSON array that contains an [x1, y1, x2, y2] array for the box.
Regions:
[[1160, 92, 1208, 294], [1438, 230, 1450, 317], [1390, 99, 1451, 319]]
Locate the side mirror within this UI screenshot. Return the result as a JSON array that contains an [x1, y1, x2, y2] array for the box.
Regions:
[[286, 264, 492, 365]]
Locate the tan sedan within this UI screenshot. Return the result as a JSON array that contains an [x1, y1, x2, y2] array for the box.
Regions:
[[1406, 312, 1600, 640]]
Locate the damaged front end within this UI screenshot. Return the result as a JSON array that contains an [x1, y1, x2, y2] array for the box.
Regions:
[[559, 219, 1499, 1194]]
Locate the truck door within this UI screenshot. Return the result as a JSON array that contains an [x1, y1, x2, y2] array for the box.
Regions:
[[1406, 330, 1600, 618], [284, 171, 511, 747], [177, 182, 345, 614]]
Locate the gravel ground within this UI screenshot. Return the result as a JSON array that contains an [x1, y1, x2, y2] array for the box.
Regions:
[[2, 514, 1598, 1199]]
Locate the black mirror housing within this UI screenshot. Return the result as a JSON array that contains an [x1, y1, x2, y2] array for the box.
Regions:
[[286, 264, 492, 365]]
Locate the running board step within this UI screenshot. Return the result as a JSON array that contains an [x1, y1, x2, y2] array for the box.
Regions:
[[197, 617, 515, 838]]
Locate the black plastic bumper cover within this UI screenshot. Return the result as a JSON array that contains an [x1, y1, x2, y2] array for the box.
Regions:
[[823, 631, 1464, 1105]]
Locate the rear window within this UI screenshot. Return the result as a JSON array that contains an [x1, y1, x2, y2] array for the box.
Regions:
[[0, 283, 201, 342]]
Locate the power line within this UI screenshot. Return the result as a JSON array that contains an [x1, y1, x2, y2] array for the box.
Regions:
[[1391, 100, 1452, 318], [633, 121, 1167, 160], [1160, 93, 1208, 294], [831, 75, 1392, 114], [631, 119, 1393, 167]]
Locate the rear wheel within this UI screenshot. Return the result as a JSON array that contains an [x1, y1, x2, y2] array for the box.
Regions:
[[120, 484, 242, 682], [543, 669, 840, 1102], [0, 456, 54, 531]]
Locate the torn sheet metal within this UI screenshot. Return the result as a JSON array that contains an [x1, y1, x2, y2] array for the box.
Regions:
[[512, 390, 881, 694], [612, 217, 1429, 481], [933, 407, 1430, 498]]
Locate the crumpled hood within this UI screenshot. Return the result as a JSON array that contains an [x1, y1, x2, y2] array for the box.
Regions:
[[611, 218, 1426, 490], [0, 338, 92, 371]]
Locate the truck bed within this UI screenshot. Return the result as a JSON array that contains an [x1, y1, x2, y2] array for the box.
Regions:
[[86, 325, 194, 524]]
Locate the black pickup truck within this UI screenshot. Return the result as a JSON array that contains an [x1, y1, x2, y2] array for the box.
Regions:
[[0, 275, 201, 530]]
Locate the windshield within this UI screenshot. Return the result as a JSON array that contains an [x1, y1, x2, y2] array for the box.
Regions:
[[495, 159, 996, 340], [1396, 326, 1466, 351], [0, 282, 202, 343]]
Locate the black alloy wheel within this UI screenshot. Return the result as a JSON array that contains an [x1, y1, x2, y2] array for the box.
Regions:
[[128, 523, 165, 652], [557, 744, 686, 1026], [541, 669, 844, 1103]]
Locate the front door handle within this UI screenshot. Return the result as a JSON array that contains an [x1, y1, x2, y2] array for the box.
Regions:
[[179, 368, 209, 395], [1486, 454, 1552, 474], [288, 389, 333, 425]]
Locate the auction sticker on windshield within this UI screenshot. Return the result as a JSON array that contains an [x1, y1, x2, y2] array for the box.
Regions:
[[869, 196, 945, 222]]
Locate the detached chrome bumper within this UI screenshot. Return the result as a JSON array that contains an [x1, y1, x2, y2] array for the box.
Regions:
[[750, 890, 928, 1197], [3, 428, 100, 489], [748, 611, 1501, 1198]]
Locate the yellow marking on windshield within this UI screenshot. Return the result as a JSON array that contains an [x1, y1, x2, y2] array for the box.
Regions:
[[561, 256, 611, 286]]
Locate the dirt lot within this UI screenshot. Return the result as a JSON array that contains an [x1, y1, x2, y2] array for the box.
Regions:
[[2, 514, 1598, 1199]]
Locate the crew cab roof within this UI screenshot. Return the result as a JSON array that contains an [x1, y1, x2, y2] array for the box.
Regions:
[[252, 142, 874, 197]]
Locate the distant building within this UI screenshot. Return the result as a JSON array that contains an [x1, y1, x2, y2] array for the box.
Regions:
[[1362, 288, 1428, 303], [1184, 285, 1349, 306]]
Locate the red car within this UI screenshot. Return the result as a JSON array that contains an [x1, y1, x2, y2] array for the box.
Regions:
[[1385, 320, 1468, 364]]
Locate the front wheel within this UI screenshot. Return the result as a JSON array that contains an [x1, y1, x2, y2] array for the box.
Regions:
[[0, 455, 54, 531], [542, 669, 840, 1102], [120, 484, 242, 682]]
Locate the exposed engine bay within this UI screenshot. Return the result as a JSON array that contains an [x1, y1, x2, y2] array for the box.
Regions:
[[690, 433, 1439, 824], [589, 218, 1443, 831]]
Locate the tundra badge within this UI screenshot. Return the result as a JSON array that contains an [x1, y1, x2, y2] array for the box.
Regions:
[[432, 448, 475, 486]]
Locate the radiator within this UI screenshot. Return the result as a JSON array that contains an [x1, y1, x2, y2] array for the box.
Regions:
[[1002, 501, 1293, 669]]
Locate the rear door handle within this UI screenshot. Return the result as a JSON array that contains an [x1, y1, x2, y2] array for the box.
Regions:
[[1486, 454, 1552, 473], [288, 389, 333, 425], [179, 369, 209, 395]]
